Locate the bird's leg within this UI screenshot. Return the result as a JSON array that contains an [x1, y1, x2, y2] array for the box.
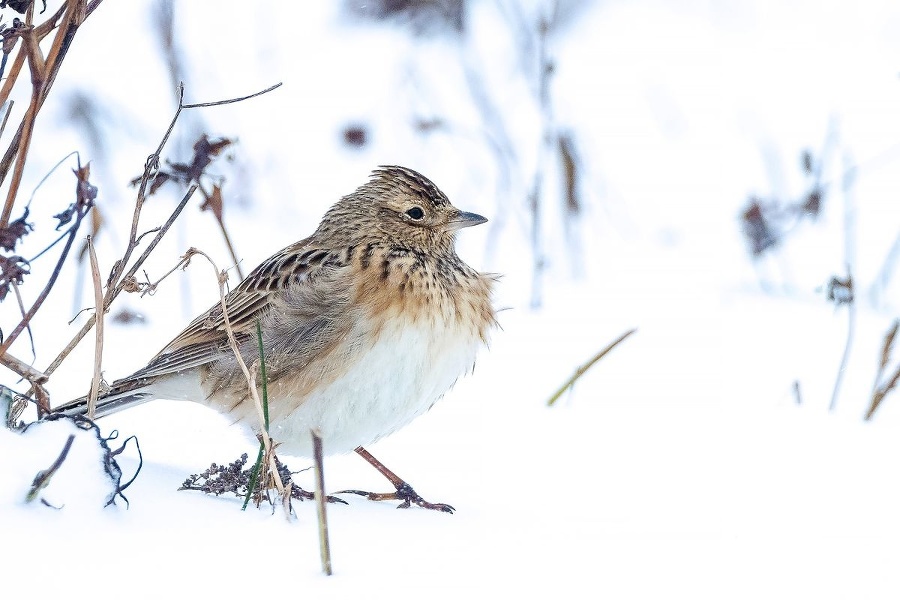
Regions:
[[336, 446, 455, 513]]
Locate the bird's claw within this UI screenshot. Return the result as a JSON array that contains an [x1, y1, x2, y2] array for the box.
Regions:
[[336, 482, 454, 513]]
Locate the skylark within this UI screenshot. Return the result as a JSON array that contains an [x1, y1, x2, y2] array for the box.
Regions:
[[54, 166, 496, 512]]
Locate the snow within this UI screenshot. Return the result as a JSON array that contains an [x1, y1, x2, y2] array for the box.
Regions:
[[3, 0, 900, 597]]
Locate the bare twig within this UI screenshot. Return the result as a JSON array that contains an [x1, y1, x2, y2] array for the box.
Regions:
[[0, 100, 14, 140], [10, 280, 35, 357], [870, 232, 900, 308], [829, 297, 855, 412], [108, 84, 187, 291], [0, 43, 27, 112], [42, 185, 195, 379], [0, 189, 91, 355], [1, 32, 45, 229], [215, 213, 244, 280], [182, 82, 282, 109], [547, 328, 637, 406], [825, 270, 855, 412], [109, 81, 279, 288], [0, 350, 47, 383], [312, 429, 332, 576], [25, 433, 75, 503], [527, 9, 556, 309], [119, 186, 196, 290], [0, 0, 100, 228], [39, 83, 279, 384], [86, 235, 103, 418], [866, 319, 900, 421], [878, 320, 899, 376], [829, 154, 857, 412], [199, 182, 244, 279]]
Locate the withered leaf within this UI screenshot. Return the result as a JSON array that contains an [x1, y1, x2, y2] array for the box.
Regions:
[[0, 207, 32, 251], [74, 163, 98, 205], [199, 184, 224, 222], [129, 134, 234, 198], [53, 205, 75, 230], [741, 199, 779, 257], [0, 0, 46, 16], [826, 274, 854, 306], [199, 135, 233, 157], [0, 254, 30, 301], [149, 171, 173, 195]]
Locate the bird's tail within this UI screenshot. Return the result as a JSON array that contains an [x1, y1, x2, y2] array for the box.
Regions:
[[52, 380, 153, 420]]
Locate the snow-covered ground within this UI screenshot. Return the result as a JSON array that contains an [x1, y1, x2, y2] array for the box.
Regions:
[[3, 1, 900, 597]]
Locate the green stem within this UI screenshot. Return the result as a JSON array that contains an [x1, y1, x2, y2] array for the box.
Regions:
[[242, 320, 271, 510]]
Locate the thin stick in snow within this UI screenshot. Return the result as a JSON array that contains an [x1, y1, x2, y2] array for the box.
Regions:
[[312, 429, 332, 576]]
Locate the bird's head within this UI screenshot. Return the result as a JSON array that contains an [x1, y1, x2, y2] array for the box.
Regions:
[[321, 166, 487, 252]]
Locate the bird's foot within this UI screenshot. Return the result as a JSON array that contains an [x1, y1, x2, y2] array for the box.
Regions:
[[337, 482, 454, 513]]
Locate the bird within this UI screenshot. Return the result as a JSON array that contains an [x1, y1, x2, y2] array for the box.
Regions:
[[52, 165, 496, 512]]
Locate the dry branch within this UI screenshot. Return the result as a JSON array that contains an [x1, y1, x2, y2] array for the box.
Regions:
[[25, 432, 74, 503], [86, 234, 103, 418], [0, 0, 102, 228], [31, 82, 279, 395], [312, 429, 332, 575], [866, 319, 900, 421], [827, 270, 855, 412], [40, 185, 195, 381], [547, 328, 637, 406], [0, 176, 92, 356]]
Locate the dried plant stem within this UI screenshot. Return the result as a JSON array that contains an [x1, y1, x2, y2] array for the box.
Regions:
[[108, 85, 188, 290], [4, 32, 47, 230], [831, 155, 858, 412], [528, 13, 554, 309], [793, 380, 802, 405], [0, 100, 13, 140], [312, 429, 333, 576], [868, 363, 900, 421], [86, 235, 103, 418], [39, 185, 195, 380], [181, 82, 282, 109], [37, 85, 197, 378], [25, 433, 75, 503], [0, 197, 90, 356], [0, 351, 47, 384], [38, 82, 279, 383], [0, 0, 99, 228], [829, 301, 855, 412], [10, 280, 34, 354], [866, 319, 900, 420], [0, 50, 27, 111], [547, 328, 637, 406], [213, 212, 244, 280], [118, 186, 196, 287], [187, 248, 284, 503]]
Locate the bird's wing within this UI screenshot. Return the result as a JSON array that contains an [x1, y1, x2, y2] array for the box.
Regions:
[[123, 237, 349, 381]]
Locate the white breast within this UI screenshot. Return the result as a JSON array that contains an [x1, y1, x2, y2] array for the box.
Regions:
[[264, 316, 483, 457]]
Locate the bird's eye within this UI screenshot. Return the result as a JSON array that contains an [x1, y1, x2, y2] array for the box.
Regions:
[[405, 206, 425, 220]]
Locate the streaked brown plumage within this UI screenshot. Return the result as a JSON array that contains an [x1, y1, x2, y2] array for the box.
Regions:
[[54, 166, 496, 511]]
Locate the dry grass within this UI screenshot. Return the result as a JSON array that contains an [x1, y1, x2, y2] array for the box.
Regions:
[[546, 328, 637, 407], [866, 319, 900, 420]]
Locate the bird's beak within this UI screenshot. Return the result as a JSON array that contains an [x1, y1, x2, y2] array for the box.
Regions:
[[448, 210, 488, 231]]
